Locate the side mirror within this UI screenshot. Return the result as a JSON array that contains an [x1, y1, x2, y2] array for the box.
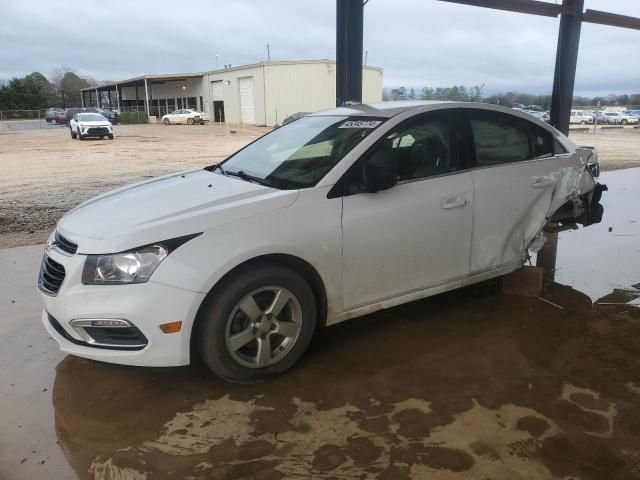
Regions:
[[362, 151, 398, 192]]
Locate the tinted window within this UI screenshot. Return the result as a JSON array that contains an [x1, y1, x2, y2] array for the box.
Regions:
[[469, 110, 531, 165], [366, 111, 462, 183], [469, 110, 555, 165], [530, 123, 554, 159]]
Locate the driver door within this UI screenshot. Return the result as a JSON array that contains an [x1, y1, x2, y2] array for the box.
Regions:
[[341, 110, 474, 310]]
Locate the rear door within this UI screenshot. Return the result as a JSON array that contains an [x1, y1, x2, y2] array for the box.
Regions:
[[341, 110, 475, 309], [466, 109, 575, 272]]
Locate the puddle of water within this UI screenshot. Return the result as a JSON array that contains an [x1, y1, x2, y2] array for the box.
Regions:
[[555, 167, 640, 302]]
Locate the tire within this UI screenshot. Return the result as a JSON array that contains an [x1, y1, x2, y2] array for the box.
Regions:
[[78, 129, 85, 140], [70, 128, 76, 139], [196, 264, 317, 382], [580, 121, 586, 125], [51, 119, 57, 125], [622, 119, 628, 125], [108, 134, 114, 140], [163, 118, 170, 125], [187, 117, 194, 125]]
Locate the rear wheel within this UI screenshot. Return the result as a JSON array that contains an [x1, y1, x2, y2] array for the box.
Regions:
[[196, 264, 317, 382], [187, 117, 194, 125], [622, 119, 628, 125], [580, 121, 587, 125], [51, 119, 57, 125]]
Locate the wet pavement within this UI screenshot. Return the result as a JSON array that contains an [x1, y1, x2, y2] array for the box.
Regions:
[[1, 168, 639, 480]]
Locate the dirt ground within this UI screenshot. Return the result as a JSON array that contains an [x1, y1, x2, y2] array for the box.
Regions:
[[0, 122, 639, 249]]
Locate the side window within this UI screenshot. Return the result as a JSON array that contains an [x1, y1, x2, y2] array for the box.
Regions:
[[469, 110, 532, 166], [529, 123, 554, 159], [371, 111, 460, 182]]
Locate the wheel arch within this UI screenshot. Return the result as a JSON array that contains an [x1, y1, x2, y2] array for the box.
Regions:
[[190, 253, 329, 356]]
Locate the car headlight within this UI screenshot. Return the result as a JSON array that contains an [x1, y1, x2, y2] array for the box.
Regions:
[[81, 233, 201, 285], [82, 245, 168, 284]]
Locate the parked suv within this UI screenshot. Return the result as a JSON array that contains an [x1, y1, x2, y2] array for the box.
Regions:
[[603, 112, 639, 125], [570, 110, 594, 124], [69, 112, 113, 140], [39, 102, 605, 381]]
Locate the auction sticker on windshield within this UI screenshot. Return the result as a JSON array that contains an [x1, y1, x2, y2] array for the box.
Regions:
[[339, 120, 383, 129]]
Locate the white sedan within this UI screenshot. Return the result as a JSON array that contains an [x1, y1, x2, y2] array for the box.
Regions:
[[69, 113, 113, 140], [40, 101, 605, 382], [161, 109, 210, 125]]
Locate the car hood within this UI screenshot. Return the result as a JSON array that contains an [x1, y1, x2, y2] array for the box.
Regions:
[[57, 170, 299, 254], [78, 120, 112, 126]]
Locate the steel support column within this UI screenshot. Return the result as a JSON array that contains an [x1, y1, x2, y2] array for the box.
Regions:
[[336, 0, 364, 106], [550, 0, 584, 135]]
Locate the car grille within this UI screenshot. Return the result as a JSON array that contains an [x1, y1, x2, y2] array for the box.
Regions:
[[39, 254, 66, 295], [55, 231, 77, 255], [87, 127, 109, 135]]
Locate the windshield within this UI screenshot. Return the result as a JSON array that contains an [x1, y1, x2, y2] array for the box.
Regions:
[[219, 116, 384, 189], [79, 113, 107, 122]]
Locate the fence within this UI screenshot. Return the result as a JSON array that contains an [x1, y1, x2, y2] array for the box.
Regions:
[[0, 109, 48, 120]]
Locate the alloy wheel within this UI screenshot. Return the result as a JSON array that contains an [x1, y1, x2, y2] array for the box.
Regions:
[[225, 286, 302, 368]]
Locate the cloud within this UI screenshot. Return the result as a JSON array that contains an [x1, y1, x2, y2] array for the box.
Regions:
[[0, 0, 638, 96]]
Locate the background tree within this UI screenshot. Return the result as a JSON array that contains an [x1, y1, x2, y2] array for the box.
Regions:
[[52, 68, 91, 108]]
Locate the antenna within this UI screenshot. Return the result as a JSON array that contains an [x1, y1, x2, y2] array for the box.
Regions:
[[364, 50, 368, 66]]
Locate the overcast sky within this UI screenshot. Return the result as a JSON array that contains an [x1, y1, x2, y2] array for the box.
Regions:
[[1, 0, 639, 96]]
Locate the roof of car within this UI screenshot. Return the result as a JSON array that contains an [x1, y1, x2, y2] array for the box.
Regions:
[[308, 100, 543, 119]]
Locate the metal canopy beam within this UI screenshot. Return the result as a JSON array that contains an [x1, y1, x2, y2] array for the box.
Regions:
[[550, 0, 584, 135], [336, 0, 364, 106], [583, 9, 640, 30], [436, 0, 564, 18]]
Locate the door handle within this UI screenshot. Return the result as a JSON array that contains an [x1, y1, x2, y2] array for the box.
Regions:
[[532, 176, 555, 188], [441, 197, 468, 209]]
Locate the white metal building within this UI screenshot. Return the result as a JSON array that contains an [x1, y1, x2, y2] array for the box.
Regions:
[[81, 60, 383, 126]]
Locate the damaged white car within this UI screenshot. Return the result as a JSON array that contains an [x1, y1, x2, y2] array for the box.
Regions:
[[39, 102, 605, 381]]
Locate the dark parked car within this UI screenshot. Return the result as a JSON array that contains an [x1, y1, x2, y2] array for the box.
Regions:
[[98, 108, 119, 124], [45, 109, 66, 124]]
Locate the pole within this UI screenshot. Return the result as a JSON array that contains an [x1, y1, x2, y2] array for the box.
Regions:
[[336, 0, 364, 106], [550, 0, 584, 135], [267, 44, 271, 61], [81, 91, 85, 108], [144, 78, 150, 119], [116, 85, 121, 112], [95, 88, 99, 108]]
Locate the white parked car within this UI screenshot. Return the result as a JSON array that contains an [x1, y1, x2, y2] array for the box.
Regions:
[[161, 109, 210, 125], [569, 110, 594, 125], [603, 112, 639, 125], [39, 102, 605, 381], [69, 113, 113, 140]]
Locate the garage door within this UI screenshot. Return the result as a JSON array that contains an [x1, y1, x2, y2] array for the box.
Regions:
[[239, 77, 255, 125], [211, 81, 223, 101]]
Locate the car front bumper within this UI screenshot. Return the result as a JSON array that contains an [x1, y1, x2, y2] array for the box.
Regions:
[[39, 247, 206, 367]]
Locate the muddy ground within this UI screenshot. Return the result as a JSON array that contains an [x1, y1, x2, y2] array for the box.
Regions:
[[0, 122, 639, 249]]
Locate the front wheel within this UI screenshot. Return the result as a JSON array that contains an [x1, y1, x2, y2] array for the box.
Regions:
[[196, 264, 317, 382], [622, 119, 628, 125], [580, 121, 587, 125], [51, 119, 57, 125], [163, 118, 170, 125], [70, 128, 76, 139], [78, 129, 85, 140], [108, 134, 114, 140]]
